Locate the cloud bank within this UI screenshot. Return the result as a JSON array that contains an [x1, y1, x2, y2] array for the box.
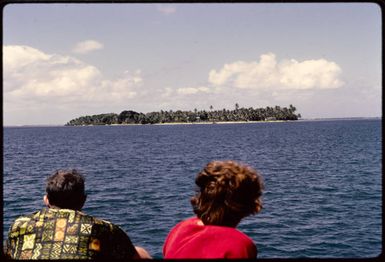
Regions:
[[72, 40, 104, 54], [209, 53, 344, 90], [176, 86, 210, 95], [4, 45, 142, 107]]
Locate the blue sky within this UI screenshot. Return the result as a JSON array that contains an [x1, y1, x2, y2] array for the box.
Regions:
[[3, 3, 381, 125]]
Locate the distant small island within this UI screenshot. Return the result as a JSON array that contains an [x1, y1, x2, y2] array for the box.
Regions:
[[65, 104, 301, 126]]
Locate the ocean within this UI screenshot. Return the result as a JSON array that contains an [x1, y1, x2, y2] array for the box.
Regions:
[[3, 119, 382, 258]]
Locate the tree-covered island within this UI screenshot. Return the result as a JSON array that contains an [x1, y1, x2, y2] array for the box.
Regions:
[[65, 104, 301, 126]]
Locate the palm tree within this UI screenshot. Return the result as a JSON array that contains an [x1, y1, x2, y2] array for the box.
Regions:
[[289, 104, 296, 112]]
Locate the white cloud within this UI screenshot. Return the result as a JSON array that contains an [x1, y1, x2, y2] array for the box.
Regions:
[[72, 40, 104, 54], [157, 5, 177, 15], [4, 45, 50, 71], [176, 86, 210, 95], [208, 53, 344, 90], [4, 45, 142, 107]]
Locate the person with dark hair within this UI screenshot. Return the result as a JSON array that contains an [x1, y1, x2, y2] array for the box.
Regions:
[[5, 169, 151, 259], [163, 160, 264, 259]]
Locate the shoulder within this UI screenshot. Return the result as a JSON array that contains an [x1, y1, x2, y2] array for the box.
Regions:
[[163, 217, 198, 255], [165, 217, 198, 239], [168, 217, 198, 233], [92, 216, 122, 232], [7, 210, 44, 241], [89, 216, 129, 239], [13, 214, 33, 224], [91, 215, 113, 226], [19, 209, 42, 220], [10, 210, 41, 227], [175, 217, 199, 227]]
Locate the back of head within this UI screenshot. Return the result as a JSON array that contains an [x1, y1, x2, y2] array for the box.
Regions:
[[191, 160, 264, 227], [46, 169, 86, 210]]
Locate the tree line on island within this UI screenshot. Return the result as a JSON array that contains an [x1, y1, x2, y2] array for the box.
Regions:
[[65, 104, 301, 126]]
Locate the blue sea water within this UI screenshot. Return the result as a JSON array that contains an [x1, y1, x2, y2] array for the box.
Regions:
[[3, 119, 382, 258]]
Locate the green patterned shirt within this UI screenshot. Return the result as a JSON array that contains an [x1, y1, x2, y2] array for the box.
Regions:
[[5, 208, 138, 259]]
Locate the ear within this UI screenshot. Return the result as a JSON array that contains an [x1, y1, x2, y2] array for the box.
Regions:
[[255, 199, 262, 213], [43, 195, 50, 207]]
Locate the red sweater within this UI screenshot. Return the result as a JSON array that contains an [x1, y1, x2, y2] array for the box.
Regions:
[[163, 217, 257, 259]]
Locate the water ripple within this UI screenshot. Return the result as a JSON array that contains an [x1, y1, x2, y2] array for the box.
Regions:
[[3, 120, 381, 258]]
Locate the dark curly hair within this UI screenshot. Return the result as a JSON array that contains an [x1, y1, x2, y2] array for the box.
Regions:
[[191, 160, 264, 227], [46, 169, 86, 210]]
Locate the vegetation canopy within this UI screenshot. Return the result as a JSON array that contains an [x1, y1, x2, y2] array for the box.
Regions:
[[65, 104, 301, 126]]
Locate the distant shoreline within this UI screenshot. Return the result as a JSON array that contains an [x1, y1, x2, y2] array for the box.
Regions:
[[115, 120, 286, 126], [4, 120, 285, 128], [4, 117, 381, 128]]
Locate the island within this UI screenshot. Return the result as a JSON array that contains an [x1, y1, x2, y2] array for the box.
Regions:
[[65, 104, 301, 126]]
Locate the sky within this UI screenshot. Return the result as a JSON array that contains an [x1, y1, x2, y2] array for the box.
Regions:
[[3, 3, 382, 126]]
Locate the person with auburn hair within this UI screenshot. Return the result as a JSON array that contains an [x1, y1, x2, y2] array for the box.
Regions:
[[163, 160, 264, 258], [5, 169, 151, 259]]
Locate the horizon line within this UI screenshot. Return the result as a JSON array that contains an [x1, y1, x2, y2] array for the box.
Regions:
[[3, 116, 382, 128]]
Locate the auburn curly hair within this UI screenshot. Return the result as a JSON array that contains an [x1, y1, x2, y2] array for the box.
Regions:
[[191, 160, 264, 227]]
